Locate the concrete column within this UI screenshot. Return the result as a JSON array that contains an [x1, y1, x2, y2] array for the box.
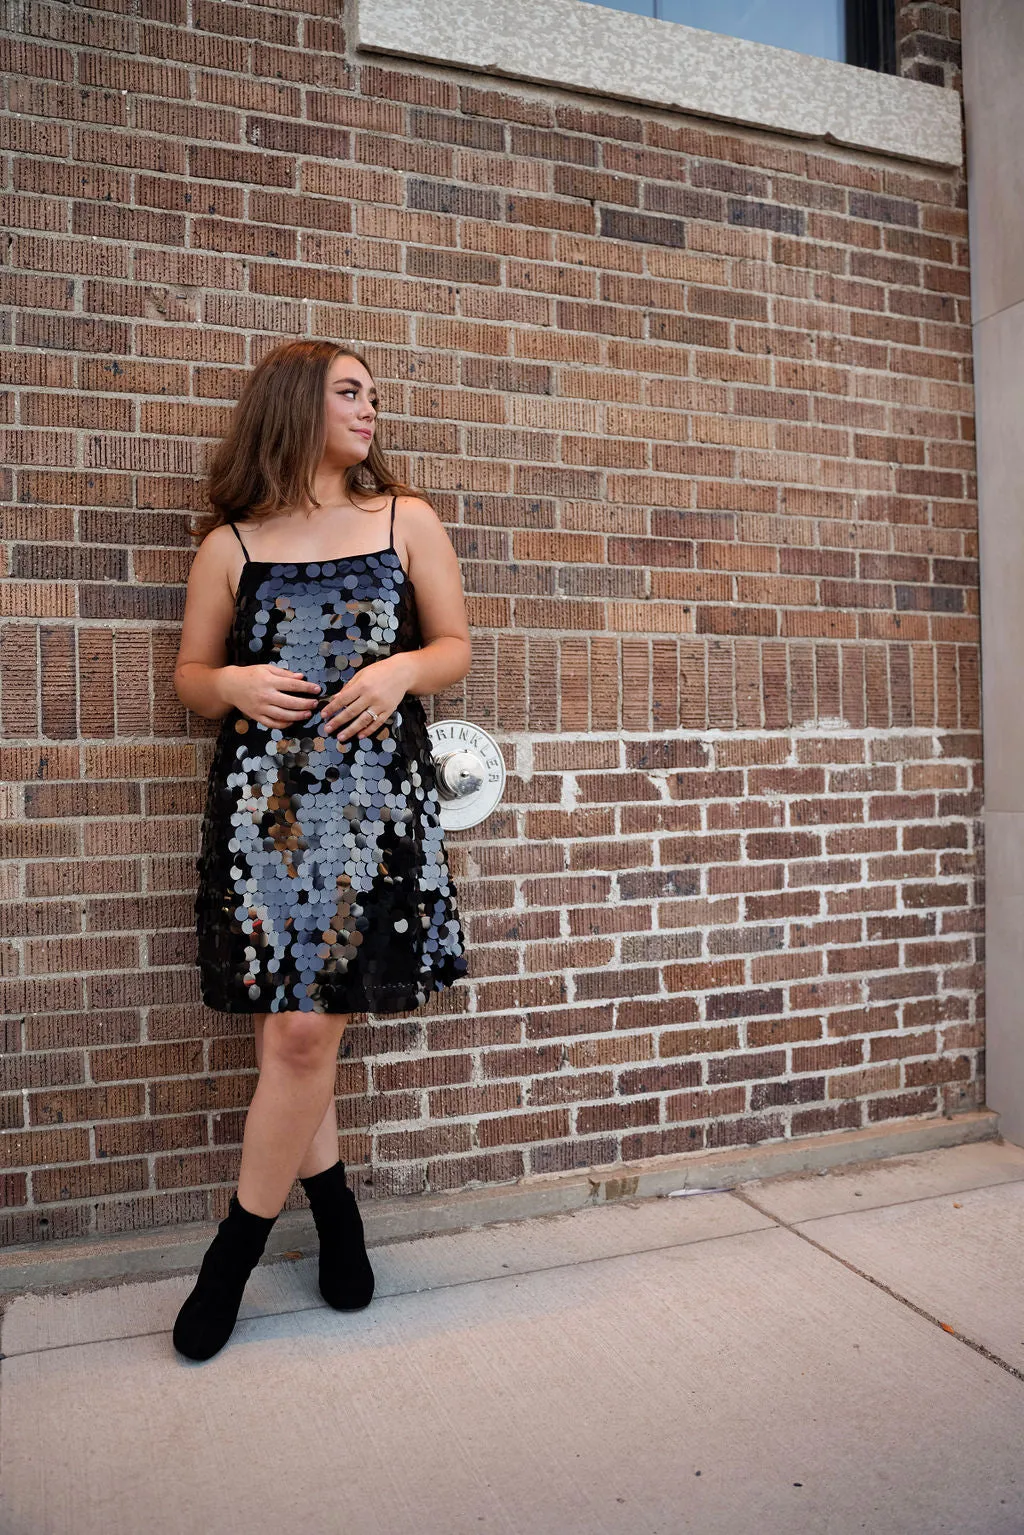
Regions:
[[961, 0, 1024, 1144]]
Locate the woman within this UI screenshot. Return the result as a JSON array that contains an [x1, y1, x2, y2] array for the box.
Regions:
[[171, 339, 471, 1361]]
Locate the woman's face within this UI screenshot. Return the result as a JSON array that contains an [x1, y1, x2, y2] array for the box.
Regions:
[[322, 354, 378, 467]]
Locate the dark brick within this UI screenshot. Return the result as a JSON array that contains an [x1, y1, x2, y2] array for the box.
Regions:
[[407, 179, 502, 219], [706, 989, 785, 1021], [599, 208, 686, 248], [727, 199, 805, 234]]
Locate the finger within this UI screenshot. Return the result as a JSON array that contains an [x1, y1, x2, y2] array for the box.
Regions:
[[268, 670, 322, 696], [275, 679, 322, 697], [327, 701, 369, 735], [336, 709, 379, 740], [272, 685, 317, 705], [254, 714, 302, 728]]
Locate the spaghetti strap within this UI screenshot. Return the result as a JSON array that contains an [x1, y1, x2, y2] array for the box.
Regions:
[[227, 521, 251, 562], [388, 494, 396, 551]]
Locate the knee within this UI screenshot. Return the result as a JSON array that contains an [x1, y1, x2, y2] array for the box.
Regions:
[[263, 1012, 348, 1072]]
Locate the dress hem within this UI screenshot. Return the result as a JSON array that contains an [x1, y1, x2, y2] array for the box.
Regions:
[[197, 972, 467, 1017]]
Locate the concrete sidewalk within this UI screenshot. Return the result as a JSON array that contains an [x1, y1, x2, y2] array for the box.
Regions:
[[2, 1138, 1023, 1534]]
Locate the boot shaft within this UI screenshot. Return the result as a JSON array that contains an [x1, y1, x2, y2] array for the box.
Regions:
[[203, 1192, 278, 1276]]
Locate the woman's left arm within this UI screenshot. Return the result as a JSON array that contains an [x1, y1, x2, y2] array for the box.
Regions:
[[386, 496, 472, 698]]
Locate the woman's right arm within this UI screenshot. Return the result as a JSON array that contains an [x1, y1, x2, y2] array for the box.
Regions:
[[172, 524, 245, 720], [173, 524, 322, 726]]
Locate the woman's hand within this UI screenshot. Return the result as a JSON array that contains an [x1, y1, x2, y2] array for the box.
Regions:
[[222, 663, 322, 729], [320, 654, 413, 742]]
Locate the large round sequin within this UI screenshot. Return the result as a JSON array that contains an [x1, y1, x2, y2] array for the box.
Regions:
[[194, 542, 468, 1014]]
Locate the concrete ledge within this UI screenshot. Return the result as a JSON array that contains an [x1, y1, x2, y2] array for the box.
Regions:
[[0, 1110, 999, 1299], [356, 0, 964, 168]]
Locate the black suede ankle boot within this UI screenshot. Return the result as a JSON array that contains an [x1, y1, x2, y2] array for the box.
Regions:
[[299, 1159, 375, 1311], [173, 1192, 279, 1361]]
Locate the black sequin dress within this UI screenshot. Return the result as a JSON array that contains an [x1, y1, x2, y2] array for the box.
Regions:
[[194, 495, 468, 1015]]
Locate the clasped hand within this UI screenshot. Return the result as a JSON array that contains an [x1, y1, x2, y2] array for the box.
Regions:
[[228, 655, 412, 740]]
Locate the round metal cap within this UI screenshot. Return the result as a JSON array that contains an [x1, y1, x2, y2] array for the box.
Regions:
[[426, 718, 507, 830]]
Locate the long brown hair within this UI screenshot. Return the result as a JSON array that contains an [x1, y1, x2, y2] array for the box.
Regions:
[[190, 339, 427, 544]]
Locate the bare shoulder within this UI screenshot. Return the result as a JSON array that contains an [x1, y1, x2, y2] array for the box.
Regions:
[[188, 521, 245, 599], [199, 520, 241, 548], [394, 494, 454, 545], [192, 521, 240, 570], [395, 493, 441, 525]]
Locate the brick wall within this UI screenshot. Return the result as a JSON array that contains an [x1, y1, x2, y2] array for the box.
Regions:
[[0, 0, 981, 1246], [898, 2, 962, 90]]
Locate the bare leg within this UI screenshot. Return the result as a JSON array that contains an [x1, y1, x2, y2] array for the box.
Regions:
[[253, 1012, 343, 1181], [236, 1009, 352, 1218]]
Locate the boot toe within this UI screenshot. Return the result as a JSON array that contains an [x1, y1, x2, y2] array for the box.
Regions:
[[173, 1303, 231, 1360], [320, 1270, 375, 1311]]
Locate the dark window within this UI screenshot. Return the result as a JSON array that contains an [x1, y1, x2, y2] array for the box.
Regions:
[[845, 0, 897, 72], [586, 0, 897, 73]]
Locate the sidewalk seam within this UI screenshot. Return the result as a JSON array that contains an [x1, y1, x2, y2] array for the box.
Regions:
[[731, 1188, 1024, 1387]]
